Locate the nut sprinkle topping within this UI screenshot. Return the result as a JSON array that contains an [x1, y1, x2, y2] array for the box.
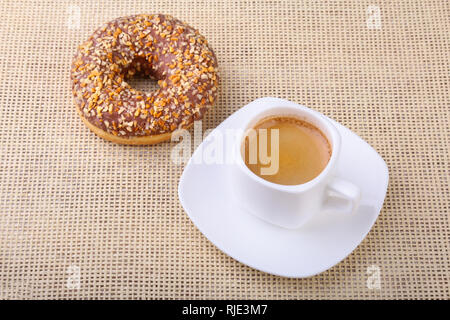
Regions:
[[71, 14, 218, 138]]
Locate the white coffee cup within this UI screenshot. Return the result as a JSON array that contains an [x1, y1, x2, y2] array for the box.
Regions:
[[230, 99, 361, 229]]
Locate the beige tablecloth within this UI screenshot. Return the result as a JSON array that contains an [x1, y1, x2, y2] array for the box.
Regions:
[[0, 0, 448, 299]]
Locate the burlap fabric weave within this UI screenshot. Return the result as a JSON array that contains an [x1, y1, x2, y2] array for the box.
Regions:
[[0, 0, 448, 299]]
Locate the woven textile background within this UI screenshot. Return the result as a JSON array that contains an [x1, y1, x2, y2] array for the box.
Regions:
[[0, 0, 448, 299]]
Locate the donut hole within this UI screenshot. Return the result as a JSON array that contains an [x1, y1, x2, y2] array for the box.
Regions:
[[127, 75, 159, 93], [123, 57, 160, 94]]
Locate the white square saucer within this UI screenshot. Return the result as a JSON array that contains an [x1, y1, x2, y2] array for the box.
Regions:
[[178, 97, 389, 278]]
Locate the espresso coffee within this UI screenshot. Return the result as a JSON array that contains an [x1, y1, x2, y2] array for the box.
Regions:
[[242, 116, 331, 185]]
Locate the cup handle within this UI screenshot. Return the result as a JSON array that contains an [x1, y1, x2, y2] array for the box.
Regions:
[[322, 177, 361, 215]]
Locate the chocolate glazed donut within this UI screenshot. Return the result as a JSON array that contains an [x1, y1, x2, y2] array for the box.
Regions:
[[71, 14, 219, 144]]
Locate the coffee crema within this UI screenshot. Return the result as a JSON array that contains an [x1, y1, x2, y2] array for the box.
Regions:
[[242, 116, 331, 185]]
